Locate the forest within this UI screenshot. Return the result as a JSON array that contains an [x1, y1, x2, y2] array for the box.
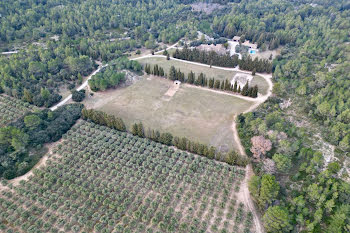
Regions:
[[0, 42, 94, 107], [0, 0, 199, 48], [0, 103, 83, 179], [0, 0, 349, 232], [173, 46, 272, 73]]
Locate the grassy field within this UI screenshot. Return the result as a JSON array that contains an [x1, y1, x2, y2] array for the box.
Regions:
[[84, 76, 255, 152], [0, 120, 252, 233], [137, 56, 269, 95]]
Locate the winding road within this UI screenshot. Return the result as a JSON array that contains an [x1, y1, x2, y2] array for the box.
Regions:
[[50, 43, 178, 111]]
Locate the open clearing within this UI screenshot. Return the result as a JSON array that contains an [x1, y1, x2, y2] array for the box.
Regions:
[[84, 76, 255, 152], [137, 56, 269, 95], [0, 121, 254, 233]]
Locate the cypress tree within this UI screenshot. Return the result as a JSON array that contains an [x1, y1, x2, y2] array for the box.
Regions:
[[248, 87, 253, 97], [233, 81, 238, 92], [209, 78, 214, 88], [220, 80, 225, 90], [224, 79, 229, 90], [242, 81, 249, 96], [253, 85, 258, 98], [137, 122, 144, 137], [187, 71, 195, 84], [169, 66, 177, 80], [159, 67, 164, 76], [214, 80, 220, 89], [131, 123, 138, 135]]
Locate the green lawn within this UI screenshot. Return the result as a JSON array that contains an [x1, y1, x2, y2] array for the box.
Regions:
[[84, 77, 255, 152]]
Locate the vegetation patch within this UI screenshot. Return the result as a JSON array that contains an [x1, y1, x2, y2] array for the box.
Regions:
[[0, 104, 83, 179], [138, 56, 269, 95], [0, 120, 253, 233], [0, 95, 39, 127], [84, 77, 255, 153]]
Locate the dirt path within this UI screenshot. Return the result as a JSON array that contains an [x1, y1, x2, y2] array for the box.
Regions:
[[50, 64, 107, 111], [232, 115, 264, 233], [10, 155, 49, 186], [227, 59, 273, 233], [50, 43, 179, 112], [0, 155, 49, 191], [50, 43, 272, 113], [0, 141, 61, 191], [240, 164, 264, 233], [232, 116, 246, 156]]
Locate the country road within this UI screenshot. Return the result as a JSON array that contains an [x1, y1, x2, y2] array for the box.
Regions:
[[50, 43, 178, 111]]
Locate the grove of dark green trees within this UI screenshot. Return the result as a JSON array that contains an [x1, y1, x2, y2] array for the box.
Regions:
[[173, 46, 272, 73], [0, 104, 83, 179]]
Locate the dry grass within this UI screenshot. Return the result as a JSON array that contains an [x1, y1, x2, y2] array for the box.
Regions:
[[84, 76, 255, 152]]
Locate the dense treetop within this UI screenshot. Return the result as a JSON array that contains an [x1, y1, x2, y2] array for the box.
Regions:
[[0, 0, 198, 46]]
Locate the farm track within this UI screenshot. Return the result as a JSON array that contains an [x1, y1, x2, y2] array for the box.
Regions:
[[4, 42, 272, 233]]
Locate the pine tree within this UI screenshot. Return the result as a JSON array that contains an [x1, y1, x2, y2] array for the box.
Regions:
[[263, 206, 292, 233], [238, 86, 241, 93], [78, 73, 83, 84], [23, 89, 33, 103]]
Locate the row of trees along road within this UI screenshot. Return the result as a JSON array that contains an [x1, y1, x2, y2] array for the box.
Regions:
[[144, 64, 258, 98]]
